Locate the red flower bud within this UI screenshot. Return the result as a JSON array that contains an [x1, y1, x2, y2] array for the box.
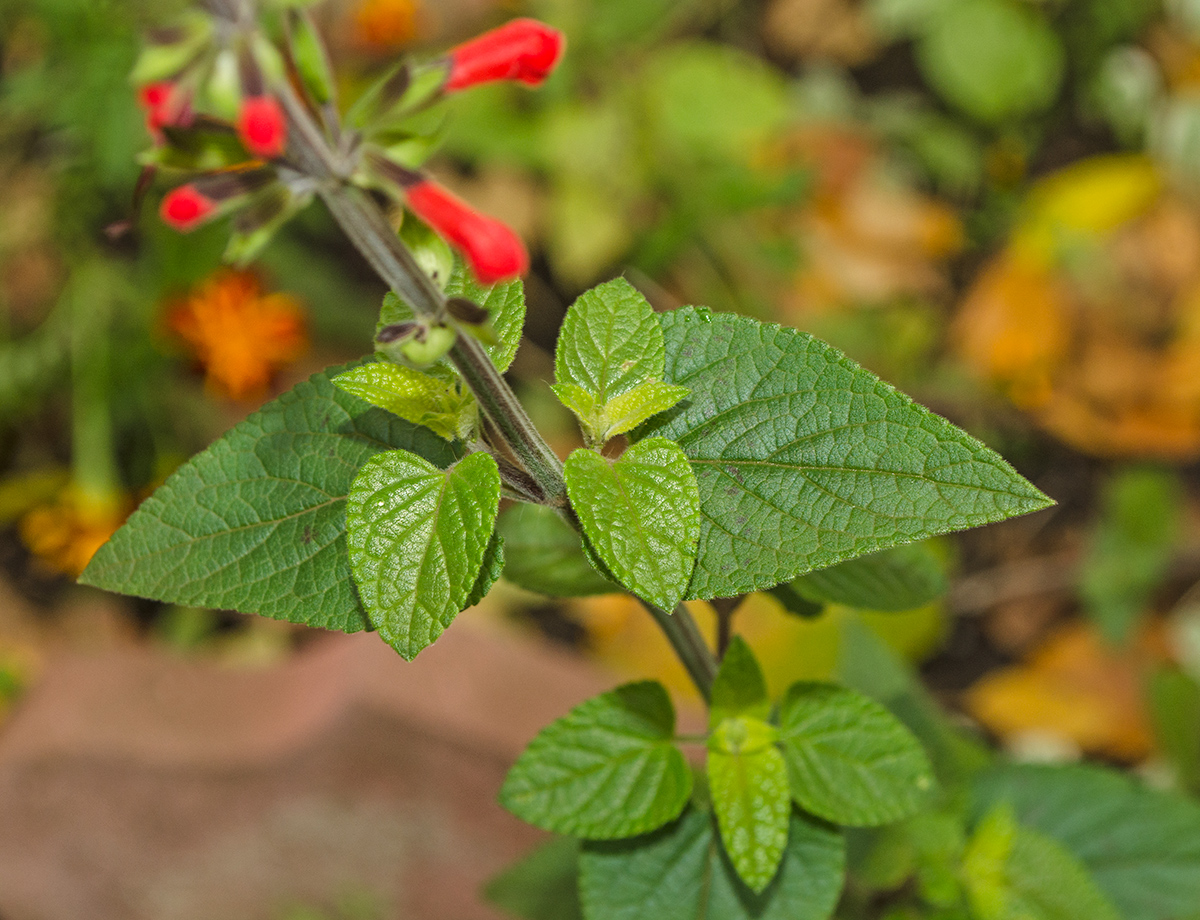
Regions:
[[444, 18, 565, 92], [138, 81, 193, 142], [160, 184, 217, 232], [404, 180, 529, 285], [237, 95, 288, 160]]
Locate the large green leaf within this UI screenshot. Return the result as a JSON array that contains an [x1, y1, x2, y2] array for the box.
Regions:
[[708, 718, 791, 893], [497, 504, 616, 597], [564, 438, 700, 611], [346, 450, 500, 659], [80, 363, 457, 632], [963, 804, 1121, 920], [554, 278, 665, 405], [500, 681, 692, 839], [638, 308, 1051, 600], [790, 542, 948, 612], [579, 807, 844, 920], [973, 764, 1200, 920], [778, 682, 934, 827]]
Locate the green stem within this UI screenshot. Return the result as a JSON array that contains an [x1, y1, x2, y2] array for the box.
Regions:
[[272, 63, 718, 700]]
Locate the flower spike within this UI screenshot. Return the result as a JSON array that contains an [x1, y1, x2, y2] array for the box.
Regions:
[[237, 95, 288, 160], [443, 18, 564, 92], [160, 184, 218, 232]]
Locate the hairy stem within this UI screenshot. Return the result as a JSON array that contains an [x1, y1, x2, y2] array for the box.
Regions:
[[272, 68, 717, 698]]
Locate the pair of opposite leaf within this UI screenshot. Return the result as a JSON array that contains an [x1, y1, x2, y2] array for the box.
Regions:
[[553, 278, 701, 612], [499, 636, 934, 896]]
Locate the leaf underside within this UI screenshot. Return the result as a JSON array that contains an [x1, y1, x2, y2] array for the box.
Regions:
[[638, 308, 1052, 600]]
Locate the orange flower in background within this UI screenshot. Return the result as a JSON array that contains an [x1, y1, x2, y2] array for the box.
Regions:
[[353, 0, 420, 52], [19, 489, 129, 578], [165, 270, 307, 401], [955, 155, 1200, 458], [775, 126, 963, 316]]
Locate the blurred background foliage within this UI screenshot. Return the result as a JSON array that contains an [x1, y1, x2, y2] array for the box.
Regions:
[[8, 0, 1200, 910]]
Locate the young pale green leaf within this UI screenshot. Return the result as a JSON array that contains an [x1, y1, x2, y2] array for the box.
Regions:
[[80, 363, 457, 632], [497, 504, 616, 597], [789, 542, 948, 612], [485, 837, 583, 920], [500, 681, 692, 839], [378, 263, 525, 372], [778, 682, 934, 826], [973, 764, 1200, 920], [346, 450, 500, 660], [963, 805, 1121, 920], [710, 636, 771, 728], [579, 807, 845, 920], [708, 715, 792, 893], [445, 262, 526, 372], [555, 278, 664, 404], [333, 361, 476, 441], [638, 308, 1052, 600], [564, 438, 700, 611], [552, 383, 599, 430], [598, 379, 691, 440]]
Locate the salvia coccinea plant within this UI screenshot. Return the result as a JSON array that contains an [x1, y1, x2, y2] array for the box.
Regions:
[[81, 2, 1057, 917]]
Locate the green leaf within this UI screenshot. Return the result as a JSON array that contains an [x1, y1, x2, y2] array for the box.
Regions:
[[555, 278, 665, 405], [346, 450, 500, 660], [485, 837, 583, 920], [916, 0, 1065, 123], [710, 636, 770, 727], [445, 262, 526, 373], [598, 380, 691, 440], [333, 361, 476, 442], [497, 504, 617, 597], [564, 438, 700, 611], [708, 717, 791, 893], [1080, 467, 1181, 644], [378, 264, 525, 373], [963, 805, 1121, 920], [973, 764, 1200, 920], [1149, 667, 1200, 795], [579, 807, 845, 920], [464, 531, 505, 609], [790, 543, 948, 613], [80, 363, 457, 632], [500, 681, 692, 839], [638, 307, 1052, 601], [778, 682, 934, 826]]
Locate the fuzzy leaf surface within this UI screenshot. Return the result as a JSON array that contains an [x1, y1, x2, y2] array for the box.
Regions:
[[638, 308, 1052, 600], [346, 450, 499, 659], [790, 542, 948, 612], [497, 504, 616, 597], [333, 361, 475, 441], [778, 682, 934, 826], [555, 278, 665, 404], [708, 718, 791, 893], [500, 681, 692, 839], [80, 363, 457, 632], [565, 438, 700, 610], [579, 807, 844, 920]]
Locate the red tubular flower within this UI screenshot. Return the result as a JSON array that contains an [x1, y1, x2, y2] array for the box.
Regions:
[[444, 18, 565, 92], [160, 184, 217, 232], [237, 96, 288, 160], [405, 180, 529, 284], [138, 81, 193, 141]]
